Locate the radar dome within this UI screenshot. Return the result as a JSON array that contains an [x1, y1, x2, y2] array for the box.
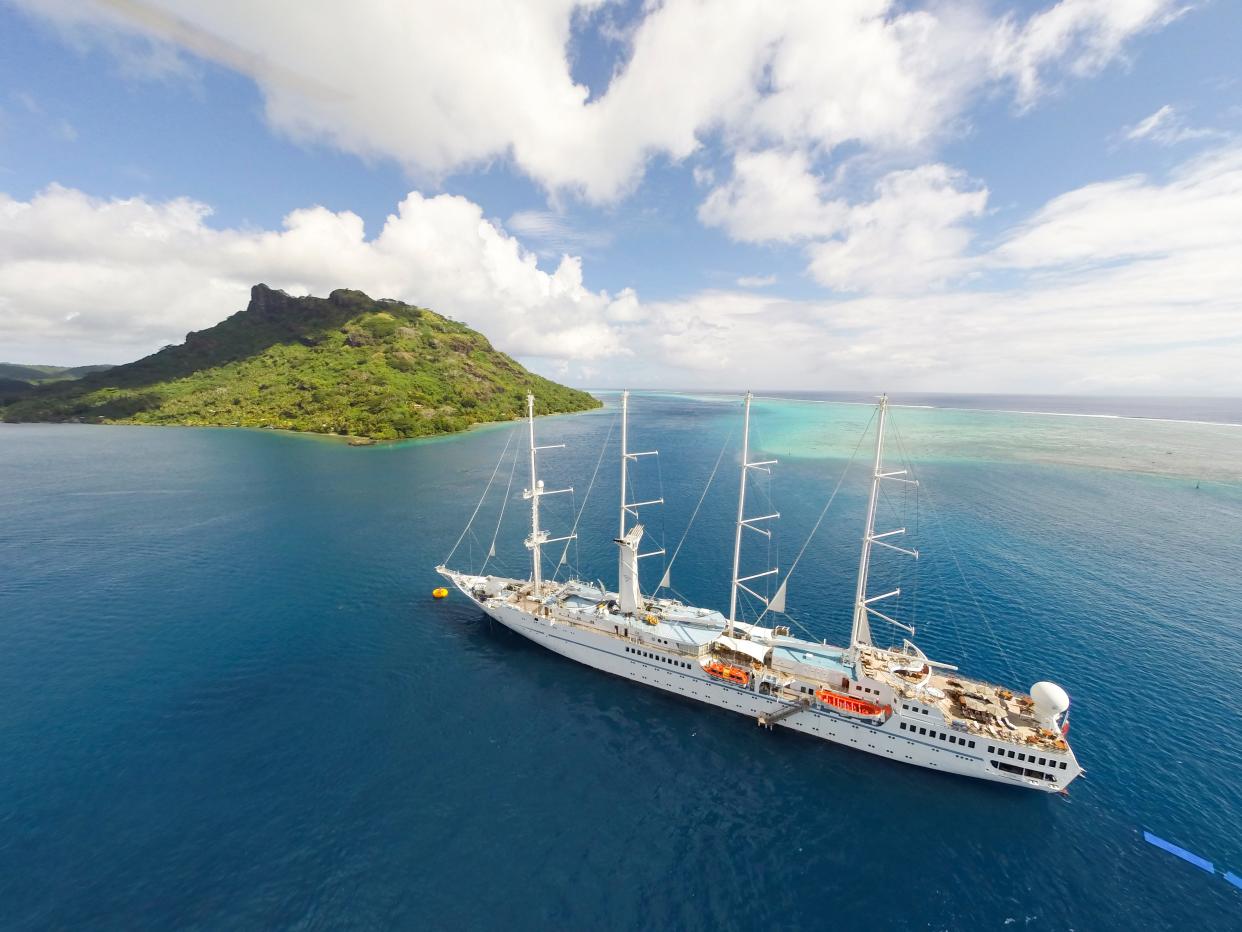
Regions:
[[1031, 681, 1070, 724]]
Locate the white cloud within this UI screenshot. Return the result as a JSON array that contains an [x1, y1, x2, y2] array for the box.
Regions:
[[664, 145, 1242, 392], [0, 184, 628, 367], [736, 275, 776, 288], [3, 143, 1242, 393], [702, 155, 988, 293], [1124, 103, 1217, 145], [991, 0, 1184, 108], [807, 164, 988, 292], [992, 145, 1242, 270], [12, 0, 1181, 201], [504, 209, 612, 255], [699, 150, 845, 243]]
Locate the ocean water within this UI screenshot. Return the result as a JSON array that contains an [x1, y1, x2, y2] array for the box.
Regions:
[[1, 393, 1240, 930]]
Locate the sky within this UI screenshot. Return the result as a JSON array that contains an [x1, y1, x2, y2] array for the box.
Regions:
[[1, 0, 1240, 394]]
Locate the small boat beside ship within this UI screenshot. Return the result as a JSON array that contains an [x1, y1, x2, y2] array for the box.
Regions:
[[437, 392, 1082, 792]]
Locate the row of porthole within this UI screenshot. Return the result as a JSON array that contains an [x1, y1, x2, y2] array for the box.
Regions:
[[555, 635, 985, 776], [619, 667, 964, 773], [898, 721, 977, 749], [989, 745, 1068, 771], [623, 646, 694, 669]]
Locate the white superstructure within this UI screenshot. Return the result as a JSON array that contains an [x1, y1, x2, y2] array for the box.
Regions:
[[437, 392, 1082, 793]]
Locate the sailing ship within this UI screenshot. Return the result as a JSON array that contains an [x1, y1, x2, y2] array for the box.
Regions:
[[437, 392, 1082, 792]]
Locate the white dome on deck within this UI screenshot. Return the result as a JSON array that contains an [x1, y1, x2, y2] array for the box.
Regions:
[[1031, 681, 1070, 725]]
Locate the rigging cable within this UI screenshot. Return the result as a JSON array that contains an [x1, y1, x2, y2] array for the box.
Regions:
[[889, 415, 1020, 683], [753, 408, 877, 626], [443, 426, 518, 567], [554, 411, 619, 578], [480, 435, 521, 575], [654, 422, 736, 595]]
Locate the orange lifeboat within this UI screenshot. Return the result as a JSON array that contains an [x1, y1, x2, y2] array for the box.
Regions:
[[705, 660, 750, 687], [815, 688, 891, 719]]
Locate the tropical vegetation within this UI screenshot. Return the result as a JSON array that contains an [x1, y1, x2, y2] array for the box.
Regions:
[[0, 285, 599, 440]]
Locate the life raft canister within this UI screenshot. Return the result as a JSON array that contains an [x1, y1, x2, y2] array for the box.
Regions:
[[432, 587, 449, 599]]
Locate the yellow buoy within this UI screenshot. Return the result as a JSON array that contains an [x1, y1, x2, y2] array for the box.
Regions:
[[432, 587, 449, 599]]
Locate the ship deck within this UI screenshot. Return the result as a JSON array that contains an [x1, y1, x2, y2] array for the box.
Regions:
[[448, 571, 1071, 756], [858, 647, 1070, 753]]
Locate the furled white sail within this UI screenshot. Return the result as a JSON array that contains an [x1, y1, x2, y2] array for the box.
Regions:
[[615, 524, 645, 614]]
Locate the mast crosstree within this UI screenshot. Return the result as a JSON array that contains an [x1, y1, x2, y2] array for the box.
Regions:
[[523, 392, 575, 598]]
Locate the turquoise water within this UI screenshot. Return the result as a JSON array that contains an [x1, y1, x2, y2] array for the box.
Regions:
[[1, 394, 1240, 929]]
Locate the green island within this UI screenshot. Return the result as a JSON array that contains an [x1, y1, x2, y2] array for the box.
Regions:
[[0, 284, 600, 441]]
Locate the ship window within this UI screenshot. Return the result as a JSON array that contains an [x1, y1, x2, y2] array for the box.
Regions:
[[949, 735, 957, 744], [919, 727, 926, 736], [1060, 761, 1067, 770], [899, 722, 906, 730], [939, 733, 946, 741], [1018, 753, 1026, 761], [922, 708, 928, 714], [968, 741, 975, 749], [987, 746, 994, 754], [1038, 757, 1046, 766], [1007, 750, 1015, 759]]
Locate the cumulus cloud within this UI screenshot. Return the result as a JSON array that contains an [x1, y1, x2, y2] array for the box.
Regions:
[[0, 184, 631, 367], [624, 144, 1240, 391], [698, 150, 845, 243], [702, 155, 988, 293], [6, 143, 1241, 393], [12, 0, 1179, 200], [806, 165, 988, 292]]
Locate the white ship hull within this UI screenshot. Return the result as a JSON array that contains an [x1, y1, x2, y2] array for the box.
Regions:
[[446, 573, 1080, 793]]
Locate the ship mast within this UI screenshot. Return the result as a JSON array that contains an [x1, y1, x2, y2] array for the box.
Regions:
[[728, 391, 780, 637], [616, 390, 663, 615], [523, 393, 575, 598], [620, 390, 629, 539], [849, 394, 918, 653], [525, 393, 545, 596]]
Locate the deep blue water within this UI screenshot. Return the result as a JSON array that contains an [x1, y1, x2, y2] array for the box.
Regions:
[[2, 394, 1240, 930]]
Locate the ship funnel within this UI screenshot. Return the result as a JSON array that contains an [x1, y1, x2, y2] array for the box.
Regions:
[[1030, 681, 1070, 728]]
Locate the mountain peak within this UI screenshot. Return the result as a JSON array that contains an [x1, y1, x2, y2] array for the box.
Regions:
[[2, 286, 598, 440]]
